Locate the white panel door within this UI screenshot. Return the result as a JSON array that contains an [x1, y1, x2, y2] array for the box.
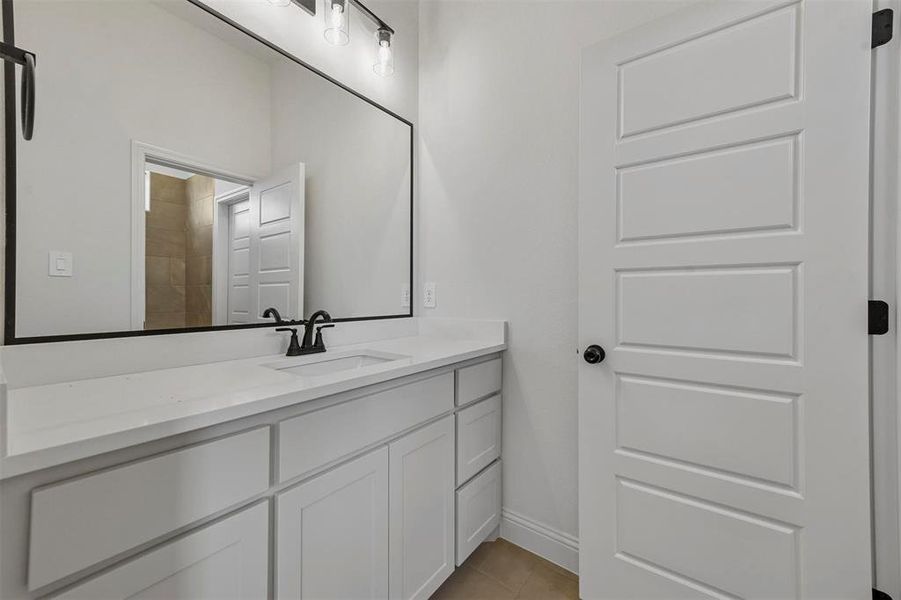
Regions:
[[57, 502, 269, 600], [578, 1, 872, 598], [227, 199, 251, 324], [389, 416, 455, 600], [276, 447, 389, 600], [248, 163, 305, 322]]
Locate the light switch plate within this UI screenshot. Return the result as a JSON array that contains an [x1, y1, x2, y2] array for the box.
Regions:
[[424, 282, 437, 308], [48, 251, 73, 277]]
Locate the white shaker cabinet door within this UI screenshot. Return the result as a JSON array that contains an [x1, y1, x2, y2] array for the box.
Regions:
[[389, 416, 455, 600], [56, 502, 269, 600], [276, 447, 389, 600]]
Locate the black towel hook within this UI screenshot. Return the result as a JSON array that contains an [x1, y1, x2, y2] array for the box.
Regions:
[[0, 41, 35, 140]]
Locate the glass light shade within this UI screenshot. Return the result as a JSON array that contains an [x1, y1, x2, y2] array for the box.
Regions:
[[324, 0, 349, 46], [373, 34, 394, 76]]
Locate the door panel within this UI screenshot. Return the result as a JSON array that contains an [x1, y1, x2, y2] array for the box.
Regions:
[[579, 1, 872, 598], [247, 163, 305, 322], [617, 136, 797, 243], [618, 3, 799, 138], [227, 200, 251, 324], [276, 447, 389, 600], [389, 417, 455, 600]]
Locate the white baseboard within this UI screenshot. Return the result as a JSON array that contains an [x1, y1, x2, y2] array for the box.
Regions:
[[500, 508, 579, 575]]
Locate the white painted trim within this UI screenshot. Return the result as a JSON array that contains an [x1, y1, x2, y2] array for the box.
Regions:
[[129, 140, 258, 330], [212, 188, 251, 326], [871, 0, 901, 595], [500, 508, 578, 576]]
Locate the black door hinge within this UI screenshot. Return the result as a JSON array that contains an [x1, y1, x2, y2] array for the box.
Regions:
[[874, 9, 894, 48], [870, 300, 890, 335]]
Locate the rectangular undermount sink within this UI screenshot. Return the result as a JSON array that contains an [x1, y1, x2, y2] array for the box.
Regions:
[[263, 351, 409, 378]]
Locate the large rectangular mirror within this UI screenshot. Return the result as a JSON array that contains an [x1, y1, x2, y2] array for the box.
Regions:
[[5, 0, 413, 342]]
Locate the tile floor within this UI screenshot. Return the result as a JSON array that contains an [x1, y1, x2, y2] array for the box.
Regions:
[[431, 539, 579, 599]]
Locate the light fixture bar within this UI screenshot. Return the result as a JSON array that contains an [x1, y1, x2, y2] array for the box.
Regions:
[[348, 0, 394, 35], [289, 0, 316, 16]]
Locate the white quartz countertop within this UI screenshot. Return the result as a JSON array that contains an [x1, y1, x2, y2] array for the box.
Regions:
[[1, 326, 505, 479]]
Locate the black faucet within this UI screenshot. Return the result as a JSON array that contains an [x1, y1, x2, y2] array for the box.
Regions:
[[300, 310, 334, 354], [273, 310, 334, 357], [262, 307, 284, 324]]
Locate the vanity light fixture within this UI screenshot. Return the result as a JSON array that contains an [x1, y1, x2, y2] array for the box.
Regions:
[[275, 0, 395, 76], [373, 27, 394, 77], [324, 0, 350, 46]]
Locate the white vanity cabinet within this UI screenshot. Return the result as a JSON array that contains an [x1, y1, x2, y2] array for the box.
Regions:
[[55, 502, 270, 600], [11, 355, 503, 600], [389, 416, 456, 600], [275, 416, 457, 600], [277, 447, 390, 600]]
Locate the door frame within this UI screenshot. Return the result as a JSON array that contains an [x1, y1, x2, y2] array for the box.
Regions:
[[130, 140, 257, 330], [212, 187, 251, 326], [871, 0, 901, 594]]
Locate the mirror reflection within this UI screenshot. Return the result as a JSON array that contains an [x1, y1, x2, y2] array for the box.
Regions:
[[12, 0, 412, 339]]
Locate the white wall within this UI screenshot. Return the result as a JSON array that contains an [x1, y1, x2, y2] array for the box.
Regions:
[[417, 0, 694, 560], [14, 0, 272, 337], [270, 60, 411, 317], [202, 0, 419, 126]]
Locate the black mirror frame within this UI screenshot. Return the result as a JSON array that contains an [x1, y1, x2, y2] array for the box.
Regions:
[[1, 0, 414, 345]]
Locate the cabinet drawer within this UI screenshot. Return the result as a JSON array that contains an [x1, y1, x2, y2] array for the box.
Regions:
[[456, 395, 502, 485], [455, 358, 502, 406], [29, 428, 270, 591], [54, 502, 269, 600], [455, 460, 502, 566], [278, 373, 453, 482]]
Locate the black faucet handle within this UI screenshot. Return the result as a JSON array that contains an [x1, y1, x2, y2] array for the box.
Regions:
[[312, 323, 335, 351], [276, 327, 303, 356]]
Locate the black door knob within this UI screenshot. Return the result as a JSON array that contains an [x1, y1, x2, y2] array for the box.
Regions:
[[583, 345, 606, 364]]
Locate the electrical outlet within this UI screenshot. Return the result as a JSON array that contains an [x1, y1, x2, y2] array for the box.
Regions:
[[401, 284, 411, 308], [424, 282, 437, 308]]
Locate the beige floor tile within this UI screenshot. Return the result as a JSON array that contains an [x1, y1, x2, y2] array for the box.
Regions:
[[432, 565, 516, 600], [472, 540, 537, 593], [531, 554, 578, 582], [516, 563, 579, 600], [432, 539, 579, 600]]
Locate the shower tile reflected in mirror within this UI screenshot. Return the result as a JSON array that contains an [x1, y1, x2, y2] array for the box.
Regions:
[[10, 0, 412, 340], [144, 168, 222, 331]]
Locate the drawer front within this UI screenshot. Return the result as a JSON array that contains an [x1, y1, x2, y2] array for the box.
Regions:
[[29, 427, 270, 591], [455, 460, 502, 566], [456, 395, 502, 485], [278, 373, 454, 482], [55, 502, 269, 600], [455, 358, 502, 406]]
